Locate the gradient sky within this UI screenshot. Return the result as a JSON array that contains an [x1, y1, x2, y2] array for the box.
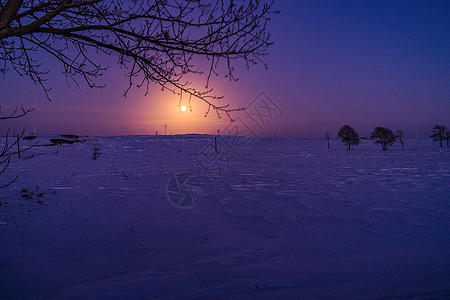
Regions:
[[1, 0, 449, 138]]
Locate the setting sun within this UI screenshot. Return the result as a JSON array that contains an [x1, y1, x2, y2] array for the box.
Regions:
[[180, 105, 187, 112]]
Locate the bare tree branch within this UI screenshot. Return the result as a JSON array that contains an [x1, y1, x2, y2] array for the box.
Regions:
[[0, 0, 278, 118], [0, 0, 24, 30], [0, 105, 34, 120]]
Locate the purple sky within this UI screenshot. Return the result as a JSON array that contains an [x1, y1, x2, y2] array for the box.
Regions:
[[1, 1, 449, 138]]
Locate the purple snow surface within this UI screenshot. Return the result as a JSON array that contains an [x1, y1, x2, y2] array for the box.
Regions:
[[0, 136, 449, 299]]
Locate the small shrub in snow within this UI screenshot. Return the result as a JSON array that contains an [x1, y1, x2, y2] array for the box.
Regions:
[[92, 147, 102, 160], [21, 186, 45, 200], [0, 106, 35, 188]]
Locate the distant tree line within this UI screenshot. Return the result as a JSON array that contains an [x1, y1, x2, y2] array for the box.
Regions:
[[335, 124, 449, 151]]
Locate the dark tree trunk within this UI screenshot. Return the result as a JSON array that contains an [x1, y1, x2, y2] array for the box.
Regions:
[[0, 0, 25, 30]]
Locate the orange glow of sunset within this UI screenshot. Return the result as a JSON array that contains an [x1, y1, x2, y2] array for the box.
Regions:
[[131, 89, 231, 136]]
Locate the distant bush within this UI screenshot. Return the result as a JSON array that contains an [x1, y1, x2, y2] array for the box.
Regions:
[[23, 136, 37, 140], [50, 138, 77, 145], [61, 134, 79, 139]]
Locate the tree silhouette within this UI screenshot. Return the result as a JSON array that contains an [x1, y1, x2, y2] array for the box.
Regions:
[[395, 129, 405, 150], [430, 125, 448, 148], [0, 0, 277, 118], [370, 127, 397, 151], [337, 125, 360, 152]]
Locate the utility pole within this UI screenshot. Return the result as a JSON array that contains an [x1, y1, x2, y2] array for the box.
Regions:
[[215, 136, 218, 153], [326, 132, 330, 149]]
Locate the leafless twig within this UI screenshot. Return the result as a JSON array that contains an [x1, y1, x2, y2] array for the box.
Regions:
[[0, 0, 278, 119]]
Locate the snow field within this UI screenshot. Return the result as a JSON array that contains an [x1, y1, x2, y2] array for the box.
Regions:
[[0, 135, 449, 299]]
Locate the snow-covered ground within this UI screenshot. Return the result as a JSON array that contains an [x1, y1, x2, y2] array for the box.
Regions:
[[1, 135, 449, 299]]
